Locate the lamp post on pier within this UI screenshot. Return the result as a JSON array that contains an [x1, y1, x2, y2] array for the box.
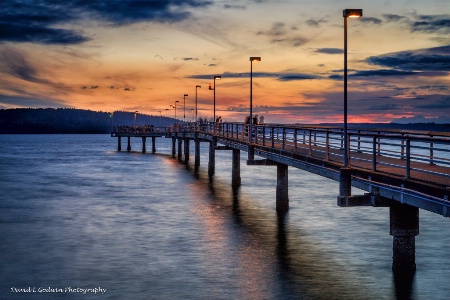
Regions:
[[343, 8, 362, 168], [209, 76, 221, 124], [249, 56, 261, 160], [195, 85, 201, 125], [183, 94, 188, 122], [170, 100, 179, 125], [339, 8, 363, 200]]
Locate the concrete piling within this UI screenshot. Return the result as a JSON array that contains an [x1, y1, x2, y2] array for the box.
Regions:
[[390, 202, 419, 273], [276, 163, 289, 212], [142, 137, 146, 153], [232, 149, 241, 188]]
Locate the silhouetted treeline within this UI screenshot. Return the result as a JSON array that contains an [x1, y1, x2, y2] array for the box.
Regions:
[[0, 108, 177, 134]]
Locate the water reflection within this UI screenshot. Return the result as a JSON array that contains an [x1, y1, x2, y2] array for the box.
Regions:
[[177, 155, 378, 299]]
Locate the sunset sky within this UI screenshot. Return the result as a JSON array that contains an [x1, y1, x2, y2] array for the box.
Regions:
[[1, 0, 449, 123]]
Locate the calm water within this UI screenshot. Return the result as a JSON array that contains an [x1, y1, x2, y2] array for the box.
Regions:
[[1, 134, 449, 300]]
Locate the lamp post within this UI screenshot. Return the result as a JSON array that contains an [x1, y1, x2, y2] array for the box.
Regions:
[[343, 9, 362, 168], [171, 101, 179, 124], [195, 85, 201, 124], [209, 76, 221, 123], [249, 57, 261, 160], [183, 94, 188, 122]]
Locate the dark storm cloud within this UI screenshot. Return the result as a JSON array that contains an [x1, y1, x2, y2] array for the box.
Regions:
[[315, 48, 343, 55], [365, 45, 450, 71], [0, 0, 213, 45]]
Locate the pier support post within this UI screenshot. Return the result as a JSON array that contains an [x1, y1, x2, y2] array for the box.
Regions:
[[232, 149, 241, 188], [152, 137, 156, 153], [195, 135, 200, 169], [172, 138, 176, 157], [338, 167, 352, 198], [184, 138, 190, 163], [208, 136, 217, 178], [390, 202, 419, 273], [248, 145, 255, 161], [276, 163, 289, 212], [178, 138, 183, 161], [127, 137, 131, 152], [142, 137, 146, 153], [117, 137, 121, 151]]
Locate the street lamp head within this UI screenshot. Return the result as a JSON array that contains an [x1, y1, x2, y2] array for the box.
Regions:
[[184, 94, 188, 97], [214, 76, 221, 80], [176, 100, 179, 103], [250, 57, 261, 62], [343, 9, 363, 18], [196, 85, 201, 88]]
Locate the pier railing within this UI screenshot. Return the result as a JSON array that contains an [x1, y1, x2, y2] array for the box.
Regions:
[[175, 122, 450, 186]]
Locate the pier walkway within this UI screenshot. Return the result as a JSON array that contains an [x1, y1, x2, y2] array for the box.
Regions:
[[111, 122, 450, 273]]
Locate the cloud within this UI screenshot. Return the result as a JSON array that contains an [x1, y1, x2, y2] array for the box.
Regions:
[[257, 22, 287, 36], [182, 58, 199, 61], [416, 97, 450, 109], [360, 17, 382, 25], [224, 4, 246, 9], [383, 14, 407, 22], [411, 14, 450, 34], [306, 18, 328, 27], [0, 0, 213, 45], [257, 22, 309, 47], [315, 48, 343, 55], [0, 94, 65, 108], [365, 45, 450, 71], [0, 47, 48, 84], [186, 71, 320, 81]]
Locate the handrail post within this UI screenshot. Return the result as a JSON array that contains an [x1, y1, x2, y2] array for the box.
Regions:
[[325, 130, 330, 161], [377, 132, 381, 155], [430, 135, 435, 165], [406, 138, 411, 178], [347, 133, 351, 165], [263, 126, 266, 146], [282, 127, 286, 150], [357, 130, 361, 152], [255, 125, 258, 145], [271, 127, 275, 148], [372, 136, 377, 171], [401, 134, 405, 159], [294, 128, 298, 150], [308, 130, 312, 156]]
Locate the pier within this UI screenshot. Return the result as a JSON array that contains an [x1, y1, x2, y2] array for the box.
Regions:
[[112, 122, 450, 273]]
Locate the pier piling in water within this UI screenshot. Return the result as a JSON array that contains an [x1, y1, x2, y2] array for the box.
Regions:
[[152, 137, 156, 153], [142, 137, 146, 153], [232, 149, 241, 188], [208, 136, 217, 178], [276, 163, 289, 212], [177, 138, 182, 161], [117, 136, 121, 151], [195, 135, 200, 169], [127, 137, 131, 152], [390, 202, 419, 273], [184, 138, 190, 162], [172, 138, 176, 157]]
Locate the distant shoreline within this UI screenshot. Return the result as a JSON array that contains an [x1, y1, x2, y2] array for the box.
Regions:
[[0, 108, 448, 134]]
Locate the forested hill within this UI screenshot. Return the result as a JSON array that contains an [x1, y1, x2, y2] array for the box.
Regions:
[[0, 108, 176, 134]]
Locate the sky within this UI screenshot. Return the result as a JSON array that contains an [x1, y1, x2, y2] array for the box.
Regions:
[[1, 0, 449, 124]]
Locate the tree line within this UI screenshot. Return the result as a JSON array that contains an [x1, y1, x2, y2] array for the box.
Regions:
[[0, 108, 176, 134]]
